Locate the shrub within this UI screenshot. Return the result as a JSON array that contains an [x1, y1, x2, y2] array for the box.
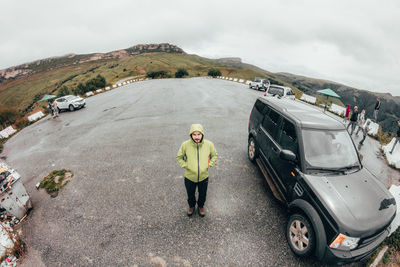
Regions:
[[175, 68, 188, 78], [146, 70, 169, 79], [57, 86, 70, 97], [73, 75, 106, 95], [0, 108, 19, 128], [208, 68, 221, 77]]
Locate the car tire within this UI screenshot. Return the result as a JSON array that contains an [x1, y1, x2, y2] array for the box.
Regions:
[[249, 84, 252, 89], [248, 137, 258, 163], [256, 85, 259, 90], [69, 105, 75, 111], [57, 107, 61, 113], [286, 214, 315, 257]]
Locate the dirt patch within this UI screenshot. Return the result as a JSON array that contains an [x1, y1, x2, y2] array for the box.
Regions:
[[39, 169, 73, 197]]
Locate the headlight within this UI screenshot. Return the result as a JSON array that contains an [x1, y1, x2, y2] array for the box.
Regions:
[[330, 233, 360, 250]]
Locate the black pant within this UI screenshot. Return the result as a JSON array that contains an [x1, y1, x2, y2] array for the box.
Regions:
[[184, 177, 208, 208]]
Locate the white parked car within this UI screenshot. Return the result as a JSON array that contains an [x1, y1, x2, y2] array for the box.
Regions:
[[55, 95, 86, 112], [265, 85, 296, 99], [249, 78, 270, 91]]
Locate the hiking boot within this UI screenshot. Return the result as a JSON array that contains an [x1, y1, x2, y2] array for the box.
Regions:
[[187, 207, 194, 217], [198, 207, 205, 217]]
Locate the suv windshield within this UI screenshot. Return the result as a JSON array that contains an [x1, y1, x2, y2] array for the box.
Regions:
[[302, 129, 359, 169]]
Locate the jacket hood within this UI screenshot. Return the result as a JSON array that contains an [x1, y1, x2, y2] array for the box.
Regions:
[[189, 124, 204, 136]]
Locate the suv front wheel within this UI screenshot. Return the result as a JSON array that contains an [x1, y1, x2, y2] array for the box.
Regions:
[[286, 214, 315, 257], [248, 137, 257, 163]]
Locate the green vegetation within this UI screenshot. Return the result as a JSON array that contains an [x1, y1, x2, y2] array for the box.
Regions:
[[208, 68, 221, 77], [175, 68, 188, 78], [146, 70, 170, 79], [0, 108, 19, 128], [39, 169, 73, 195], [72, 74, 106, 95], [57, 85, 70, 97]]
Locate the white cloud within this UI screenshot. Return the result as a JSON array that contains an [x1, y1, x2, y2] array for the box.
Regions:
[[1, 0, 399, 95]]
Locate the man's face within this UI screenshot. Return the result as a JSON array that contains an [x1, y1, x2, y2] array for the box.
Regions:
[[398, 121, 400, 126], [192, 131, 203, 143], [354, 106, 358, 111]]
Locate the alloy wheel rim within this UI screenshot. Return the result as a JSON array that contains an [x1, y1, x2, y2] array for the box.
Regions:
[[249, 141, 255, 158], [289, 219, 309, 251]]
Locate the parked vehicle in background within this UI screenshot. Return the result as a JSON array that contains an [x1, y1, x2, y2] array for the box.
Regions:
[[265, 85, 296, 99], [55, 95, 86, 112], [249, 78, 270, 91], [247, 96, 396, 265]]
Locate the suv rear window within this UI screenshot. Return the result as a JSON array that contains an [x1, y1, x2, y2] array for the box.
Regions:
[[262, 109, 281, 140], [286, 89, 295, 96], [269, 87, 284, 97]]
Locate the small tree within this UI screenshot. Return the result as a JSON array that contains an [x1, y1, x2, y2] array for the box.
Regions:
[[175, 68, 188, 78], [208, 68, 221, 77], [0, 108, 19, 128], [57, 86, 70, 97]]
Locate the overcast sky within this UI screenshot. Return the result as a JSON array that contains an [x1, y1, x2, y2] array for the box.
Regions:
[[1, 0, 400, 95]]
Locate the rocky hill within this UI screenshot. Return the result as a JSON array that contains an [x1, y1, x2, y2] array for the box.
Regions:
[[0, 43, 184, 82]]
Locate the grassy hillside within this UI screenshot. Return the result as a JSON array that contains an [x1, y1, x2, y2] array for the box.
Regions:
[[1, 45, 399, 134], [0, 52, 292, 113]]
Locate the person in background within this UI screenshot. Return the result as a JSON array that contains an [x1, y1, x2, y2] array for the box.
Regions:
[[390, 120, 400, 154], [52, 100, 58, 118], [347, 106, 359, 135], [355, 109, 366, 136], [374, 97, 381, 122], [344, 104, 351, 123], [359, 121, 371, 146], [48, 100, 54, 117]]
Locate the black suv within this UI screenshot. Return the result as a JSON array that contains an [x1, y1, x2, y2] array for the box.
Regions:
[[248, 97, 396, 264]]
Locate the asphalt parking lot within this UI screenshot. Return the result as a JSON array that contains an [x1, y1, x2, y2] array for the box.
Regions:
[[2, 77, 390, 266]]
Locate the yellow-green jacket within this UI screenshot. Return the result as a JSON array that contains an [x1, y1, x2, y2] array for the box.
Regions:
[[176, 124, 218, 182]]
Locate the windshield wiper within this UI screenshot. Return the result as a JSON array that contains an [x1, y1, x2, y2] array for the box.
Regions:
[[307, 167, 344, 173], [335, 164, 360, 172], [307, 164, 360, 174]]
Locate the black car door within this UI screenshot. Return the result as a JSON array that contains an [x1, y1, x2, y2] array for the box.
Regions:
[[258, 109, 285, 188], [269, 118, 301, 200]]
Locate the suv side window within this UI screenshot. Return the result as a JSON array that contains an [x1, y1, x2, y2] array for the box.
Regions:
[[254, 100, 265, 113], [279, 118, 298, 156], [262, 109, 281, 140]]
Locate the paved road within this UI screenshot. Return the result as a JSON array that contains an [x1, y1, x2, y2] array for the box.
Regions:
[[1, 77, 391, 266]]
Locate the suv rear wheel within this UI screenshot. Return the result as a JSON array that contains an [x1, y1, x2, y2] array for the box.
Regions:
[[286, 214, 315, 257], [248, 137, 257, 163]]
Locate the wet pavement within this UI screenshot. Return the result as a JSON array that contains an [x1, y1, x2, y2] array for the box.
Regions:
[[1, 77, 395, 266]]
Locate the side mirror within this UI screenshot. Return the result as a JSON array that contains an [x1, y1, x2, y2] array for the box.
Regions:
[[280, 149, 297, 162]]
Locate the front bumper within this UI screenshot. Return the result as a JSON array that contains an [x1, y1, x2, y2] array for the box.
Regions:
[[73, 102, 85, 108], [323, 226, 390, 265]]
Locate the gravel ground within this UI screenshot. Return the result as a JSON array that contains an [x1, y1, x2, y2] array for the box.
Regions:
[[1, 77, 392, 266]]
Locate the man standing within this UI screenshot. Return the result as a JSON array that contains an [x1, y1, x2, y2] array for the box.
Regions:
[[374, 98, 381, 122], [176, 124, 217, 217], [390, 120, 400, 154], [359, 121, 371, 147], [347, 106, 359, 136]]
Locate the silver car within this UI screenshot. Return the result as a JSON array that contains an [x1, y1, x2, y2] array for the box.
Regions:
[[55, 95, 86, 112]]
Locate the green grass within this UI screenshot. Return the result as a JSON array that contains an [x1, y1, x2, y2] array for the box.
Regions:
[[39, 169, 73, 194]]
